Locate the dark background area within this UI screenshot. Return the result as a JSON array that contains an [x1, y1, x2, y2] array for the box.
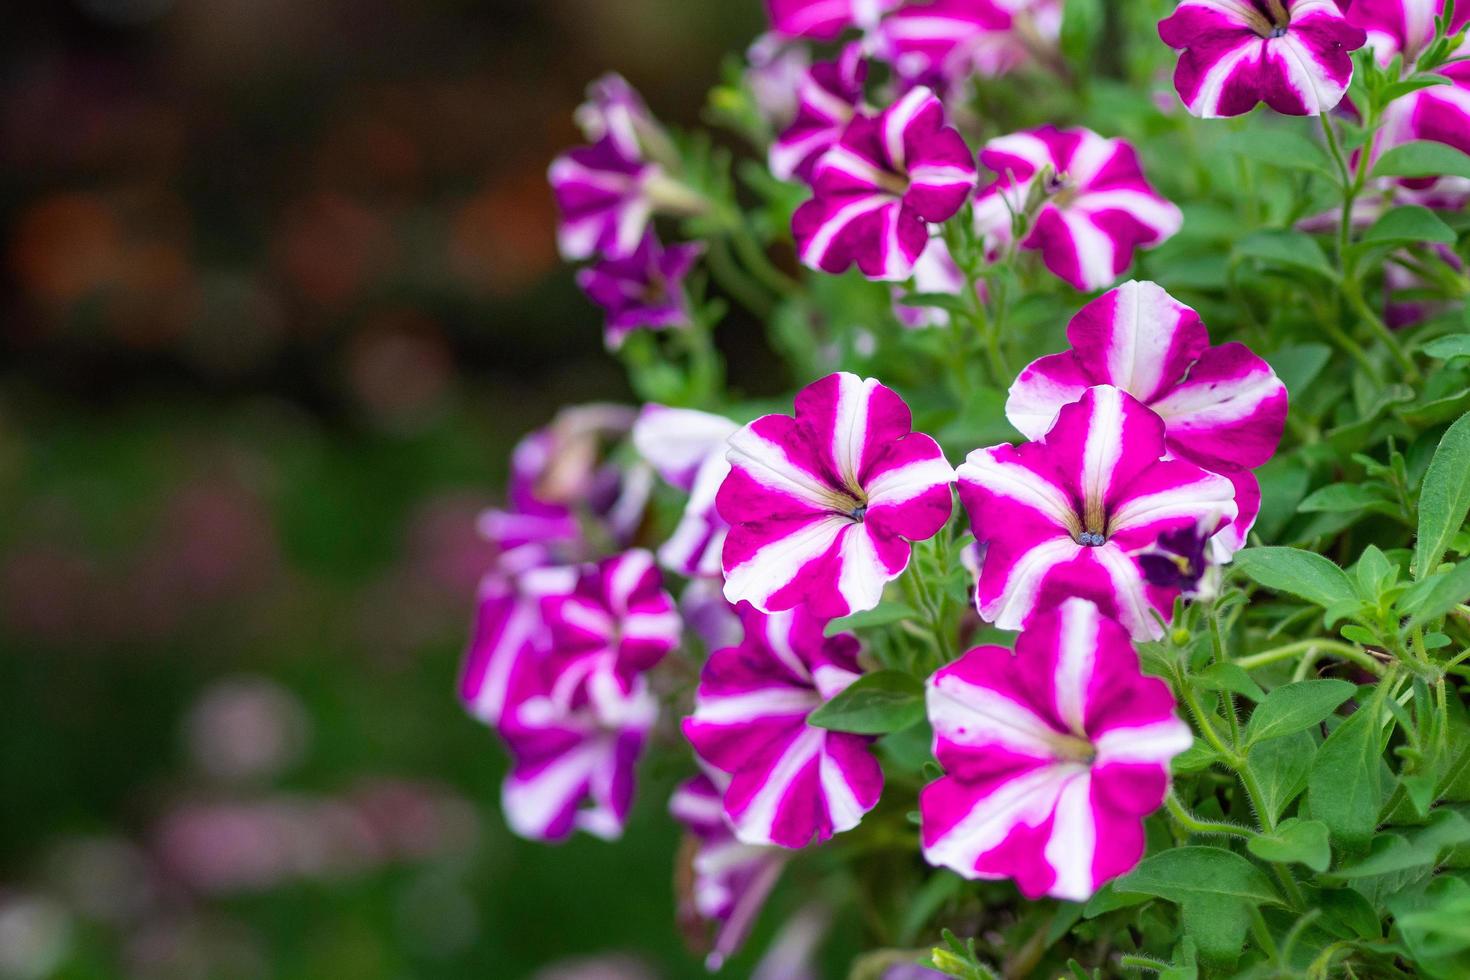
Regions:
[[0, 2, 803, 976]]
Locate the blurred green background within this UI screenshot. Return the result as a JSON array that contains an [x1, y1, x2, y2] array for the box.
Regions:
[[0, 1, 813, 976]]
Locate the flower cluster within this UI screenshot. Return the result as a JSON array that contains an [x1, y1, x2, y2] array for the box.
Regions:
[[463, 0, 1470, 974]]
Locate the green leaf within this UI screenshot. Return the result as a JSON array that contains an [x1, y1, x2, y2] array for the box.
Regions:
[[1388, 875, 1470, 972], [807, 670, 925, 734], [1245, 680, 1356, 745], [1234, 230, 1337, 280], [824, 602, 920, 636], [1248, 817, 1332, 872], [1060, 0, 1104, 67], [1361, 205, 1458, 246], [1247, 731, 1317, 825], [1218, 129, 1333, 177], [1415, 412, 1470, 579], [1234, 547, 1356, 608], [1113, 847, 1282, 967], [1266, 343, 1332, 397], [1372, 140, 1470, 181], [1400, 561, 1470, 626], [1423, 334, 1470, 361], [1329, 809, 1470, 879], [1309, 705, 1394, 846], [1196, 662, 1266, 703], [1299, 483, 1395, 514]]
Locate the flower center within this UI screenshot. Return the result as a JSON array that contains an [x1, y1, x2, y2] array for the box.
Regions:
[[1045, 171, 1077, 207], [1076, 531, 1106, 547], [875, 170, 911, 197], [849, 503, 868, 522], [1245, 0, 1291, 38], [1049, 732, 1097, 765]]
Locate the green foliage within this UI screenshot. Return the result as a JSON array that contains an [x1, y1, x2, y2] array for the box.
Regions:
[[807, 670, 926, 735]]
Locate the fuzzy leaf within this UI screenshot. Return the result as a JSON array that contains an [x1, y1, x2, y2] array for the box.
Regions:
[[1400, 561, 1470, 626], [1309, 706, 1394, 846], [1234, 547, 1356, 608], [1248, 817, 1332, 872], [1415, 412, 1470, 579], [1372, 140, 1470, 181], [1247, 732, 1317, 825], [1245, 680, 1356, 745], [1113, 847, 1282, 967]]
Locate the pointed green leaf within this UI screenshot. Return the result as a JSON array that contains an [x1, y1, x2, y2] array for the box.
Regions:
[[1245, 680, 1356, 745], [1372, 140, 1470, 181], [807, 670, 925, 734], [1309, 706, 1394, 846], [1415, 412, 1470, 579], [1248, 817, 1332, 872], [824, 602, 920, 636], [1235, 547, 1356, 608]]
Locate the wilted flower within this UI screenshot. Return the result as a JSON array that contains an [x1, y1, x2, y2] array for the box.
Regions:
[[683, 603, 883, 847], [670, 774, 787, 970], [1005, 281, 1287, 557], [957, 385, 1237, 640], [719, 372, 955, 619], [973, 127, 1182, 291], [1158, 0, 1367, 117], [793, 87, 977, 281], [770, 47, 869, 183], [921, 598, 1192, 900], [632, 404, 739, 578], [576, 234, 704, 350]]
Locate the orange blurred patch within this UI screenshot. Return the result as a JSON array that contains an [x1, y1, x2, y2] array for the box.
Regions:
[[448, 168, 557, 298]]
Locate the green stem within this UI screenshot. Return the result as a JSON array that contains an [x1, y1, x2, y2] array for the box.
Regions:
[[705, 236, 773, 318], [1165, 792, 1256, 839], [1177, 665, 1240, 764], [727, 223, 800, 298], [1235, 638, 1385, 676]]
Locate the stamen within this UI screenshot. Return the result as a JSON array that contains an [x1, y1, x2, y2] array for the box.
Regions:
[[849, 504, 868, 522]]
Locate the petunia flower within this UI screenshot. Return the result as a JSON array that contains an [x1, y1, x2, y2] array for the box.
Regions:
[[499, 679, 658, 842], [766, 0, 901, 40], [793, 87, 978, 282], [574, 73, 677, 168], [920, 598, 1193, 900], [746, 33, 813, 131], [1005, 280, 1287, 557], [1347, 0, 1470, 174], [670, 774, 788, 970], [538, 549, 683, 722], [683, 603, 884, 847], [1157, 0, 1367, 118], [718, 371, 955, 619], [972, 126, 1182, 292], [875, 0, 1063, 96], [770, 46, 869, 183], [1136, 517, 1222, 601], [549, 137, 707, 263], [632, 405, 739, 578], [575, 234, 704, 350], [956, 384, 1238, 640]]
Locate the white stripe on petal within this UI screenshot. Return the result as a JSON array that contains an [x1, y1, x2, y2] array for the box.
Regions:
[[1107, 473, 1237, 536], [731, 726, 825, 845], [1092, 544, 1160, 641], [929, 672, 1064, 758], [1054, 599, 1099, 735], [799, 194, 892, 269], [727, 425, 839, 509], [1042, 773, 1098, 901], [693, 688, 821, 724], [819, 745, 867, 834], [958, 451, 1076, 530], [866, 455, 956, 505], [724, 515, 848, 609], [835, 526, 894, 615], [1094, 717, 1194, 764], [502, 739, 603, 839], [985, 537, 1083, 629], [1058, 209, 1120, 291], [923, 765, 1069, 875]]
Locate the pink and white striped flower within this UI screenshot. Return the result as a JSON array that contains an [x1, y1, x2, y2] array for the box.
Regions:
[[670, 774, 787, 970], [920, 598, 1193, 900], [770, 47, 868, 183], [876, 0, 1064, 94], [718, 372, 955, 619], [499, 682, 657, 842], [1157, 0, 1367, 118], [766, 0, 900, 40], [1005, 281, 1287, 556], [549, 136, 659, 261], [956, 385, 1238, 640], [575, 234, 704, 350], [746, 34, 813, 131], [1347, 1, 1470, 170], [538, 549, 682, 720], [793, 88, 977, 281], [575, 73, 674, 166], [973, 127, 1182, 292], [633, 405, 740, 578], [683, 603, 884, 847]]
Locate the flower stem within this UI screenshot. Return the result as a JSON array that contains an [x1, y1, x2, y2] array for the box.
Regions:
[[1164, 792, 1256, 840], [1235, 638, 1385, 676]]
